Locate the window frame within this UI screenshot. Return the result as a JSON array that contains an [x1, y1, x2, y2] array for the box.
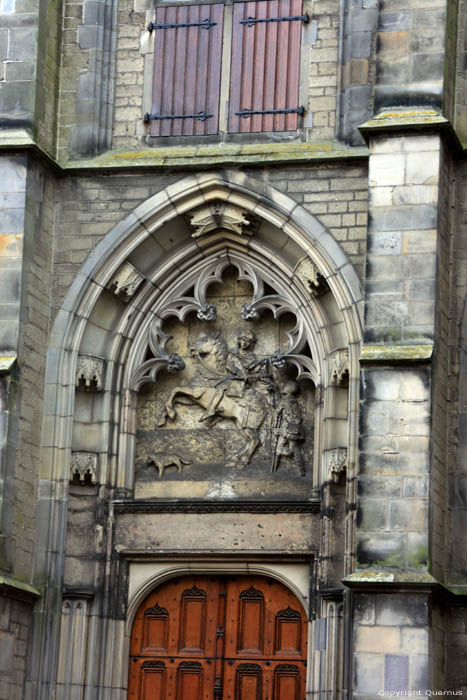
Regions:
[[141, 0, 313, 145]]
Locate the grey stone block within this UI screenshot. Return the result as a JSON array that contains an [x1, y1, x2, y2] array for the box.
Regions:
[[349, 32, 372, 59], [402, 477, 428, 498], [410, 52, 445, 83], [7, 27, 38, 60], [369, 205, 437, 232], [0, 267, 21, 303], [349, 8, 378, 32], [357, 532, 405, 567], [0, 319, 19, 352], [0, 632, 14, 672], [0, 81, 35, 115], [401, 254, 436, 280], [374, 83, 443, 111], [78, 24, 99, 50], [355, 653, 384, 695], [358, 476, 402, 498], [375, 594, 428, 627], [0, 208, 25, 233], [357, 499, 388, 530], [83, 1, 102, 25], [385, 654, 409, 692], [365, 300, 409, 327], [368, 231, 401, 255], [0, 28, 7, 60], [378, 11, 411, 31], [5, 60, 35, 81], [377, 55, 410, 84]]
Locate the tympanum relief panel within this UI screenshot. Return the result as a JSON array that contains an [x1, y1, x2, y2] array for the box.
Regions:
[[134, 267, 316, 501]]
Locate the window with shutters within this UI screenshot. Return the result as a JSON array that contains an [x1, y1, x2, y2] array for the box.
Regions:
[[143, 0, 309, 140]]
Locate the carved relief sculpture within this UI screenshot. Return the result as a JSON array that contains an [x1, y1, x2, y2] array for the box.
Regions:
[[326, 448, 347, 483], [108, 261, 145, 299], [70, 452, 98, 485], [75, 354, 104, 391], [134, 261, 317, 497], [329, 349, 349, 385], [189, 202, 251, 238]]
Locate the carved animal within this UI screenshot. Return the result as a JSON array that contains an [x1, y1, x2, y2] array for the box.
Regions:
[[147, 453, 190, 478], [157, 333, 271, 470]]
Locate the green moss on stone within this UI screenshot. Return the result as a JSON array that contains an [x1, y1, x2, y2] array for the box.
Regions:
[[360, 344, 433, 362]]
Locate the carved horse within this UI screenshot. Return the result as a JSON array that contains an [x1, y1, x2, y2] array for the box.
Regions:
[[157, 333, 271, 469]]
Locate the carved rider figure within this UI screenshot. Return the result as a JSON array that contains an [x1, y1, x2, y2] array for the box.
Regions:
[[199, 329, 261, 421]]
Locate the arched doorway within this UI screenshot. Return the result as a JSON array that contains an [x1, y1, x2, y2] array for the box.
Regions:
[[128, 574, 308, 699]]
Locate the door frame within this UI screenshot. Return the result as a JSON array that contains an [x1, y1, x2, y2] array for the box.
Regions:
[[124, 556, 315, 697]]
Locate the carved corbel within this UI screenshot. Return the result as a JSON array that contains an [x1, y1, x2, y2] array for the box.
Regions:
[[329, 349, 349, 385], [75, 355, 105, 391], [108, 262, 144, 299], [189, 202, 251, 238], [295, 259, 328, 297], [70, 452, 98, 485], [325, 448, 347, 483]]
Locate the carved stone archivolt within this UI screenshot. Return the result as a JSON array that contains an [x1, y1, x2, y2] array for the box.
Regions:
[[70, 452, 98, 485], [189, 202, 251, 238], [75, 354, 104, 391], [108, 261, 144, 299]]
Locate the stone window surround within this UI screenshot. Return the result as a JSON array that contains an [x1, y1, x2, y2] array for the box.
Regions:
[[140, 0, 315, 145]]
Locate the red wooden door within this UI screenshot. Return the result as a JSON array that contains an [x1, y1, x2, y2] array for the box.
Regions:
[[129, 575, 307, 700]]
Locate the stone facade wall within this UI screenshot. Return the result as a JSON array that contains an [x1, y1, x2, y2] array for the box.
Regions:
[[374, 0, 447, 112], [352, 592, 430, 697], [0, 0, 39, 130]]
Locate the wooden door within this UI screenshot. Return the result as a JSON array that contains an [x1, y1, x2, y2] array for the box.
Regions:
[[128, 575, 308, 700]]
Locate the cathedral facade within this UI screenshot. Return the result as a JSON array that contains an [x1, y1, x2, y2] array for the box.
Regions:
[[1, 0, 467, 697]]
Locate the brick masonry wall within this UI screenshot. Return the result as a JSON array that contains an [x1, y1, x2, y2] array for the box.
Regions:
[[51, 163, 368, 320], [0, 595, 33, 700]]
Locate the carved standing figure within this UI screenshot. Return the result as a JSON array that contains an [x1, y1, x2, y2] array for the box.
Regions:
[[271, 381, 305, 475]]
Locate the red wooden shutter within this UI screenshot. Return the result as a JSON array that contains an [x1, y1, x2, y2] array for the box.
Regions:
[[149, 4, 224, 137], [228, 0, 304, 133]]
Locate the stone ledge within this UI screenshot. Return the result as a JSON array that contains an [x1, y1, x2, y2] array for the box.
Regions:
[[0, 134, 369, 170], [360, 344, 433, 363], [0, 573, 40, 601], [359, 109, 464, 156], [0, 355, 17, 372], [343, 570, 438, 589]]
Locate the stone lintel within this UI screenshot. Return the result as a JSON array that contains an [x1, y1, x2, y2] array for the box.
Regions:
[[62, 585, 95, 599], [360, 344, 433, 364], [113, 499, 321, 514]]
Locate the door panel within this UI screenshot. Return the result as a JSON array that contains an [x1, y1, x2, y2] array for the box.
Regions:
[[129, 575, 307, 700]]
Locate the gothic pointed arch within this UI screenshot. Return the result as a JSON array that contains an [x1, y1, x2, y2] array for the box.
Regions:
[[34, 170, 363, 699]]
